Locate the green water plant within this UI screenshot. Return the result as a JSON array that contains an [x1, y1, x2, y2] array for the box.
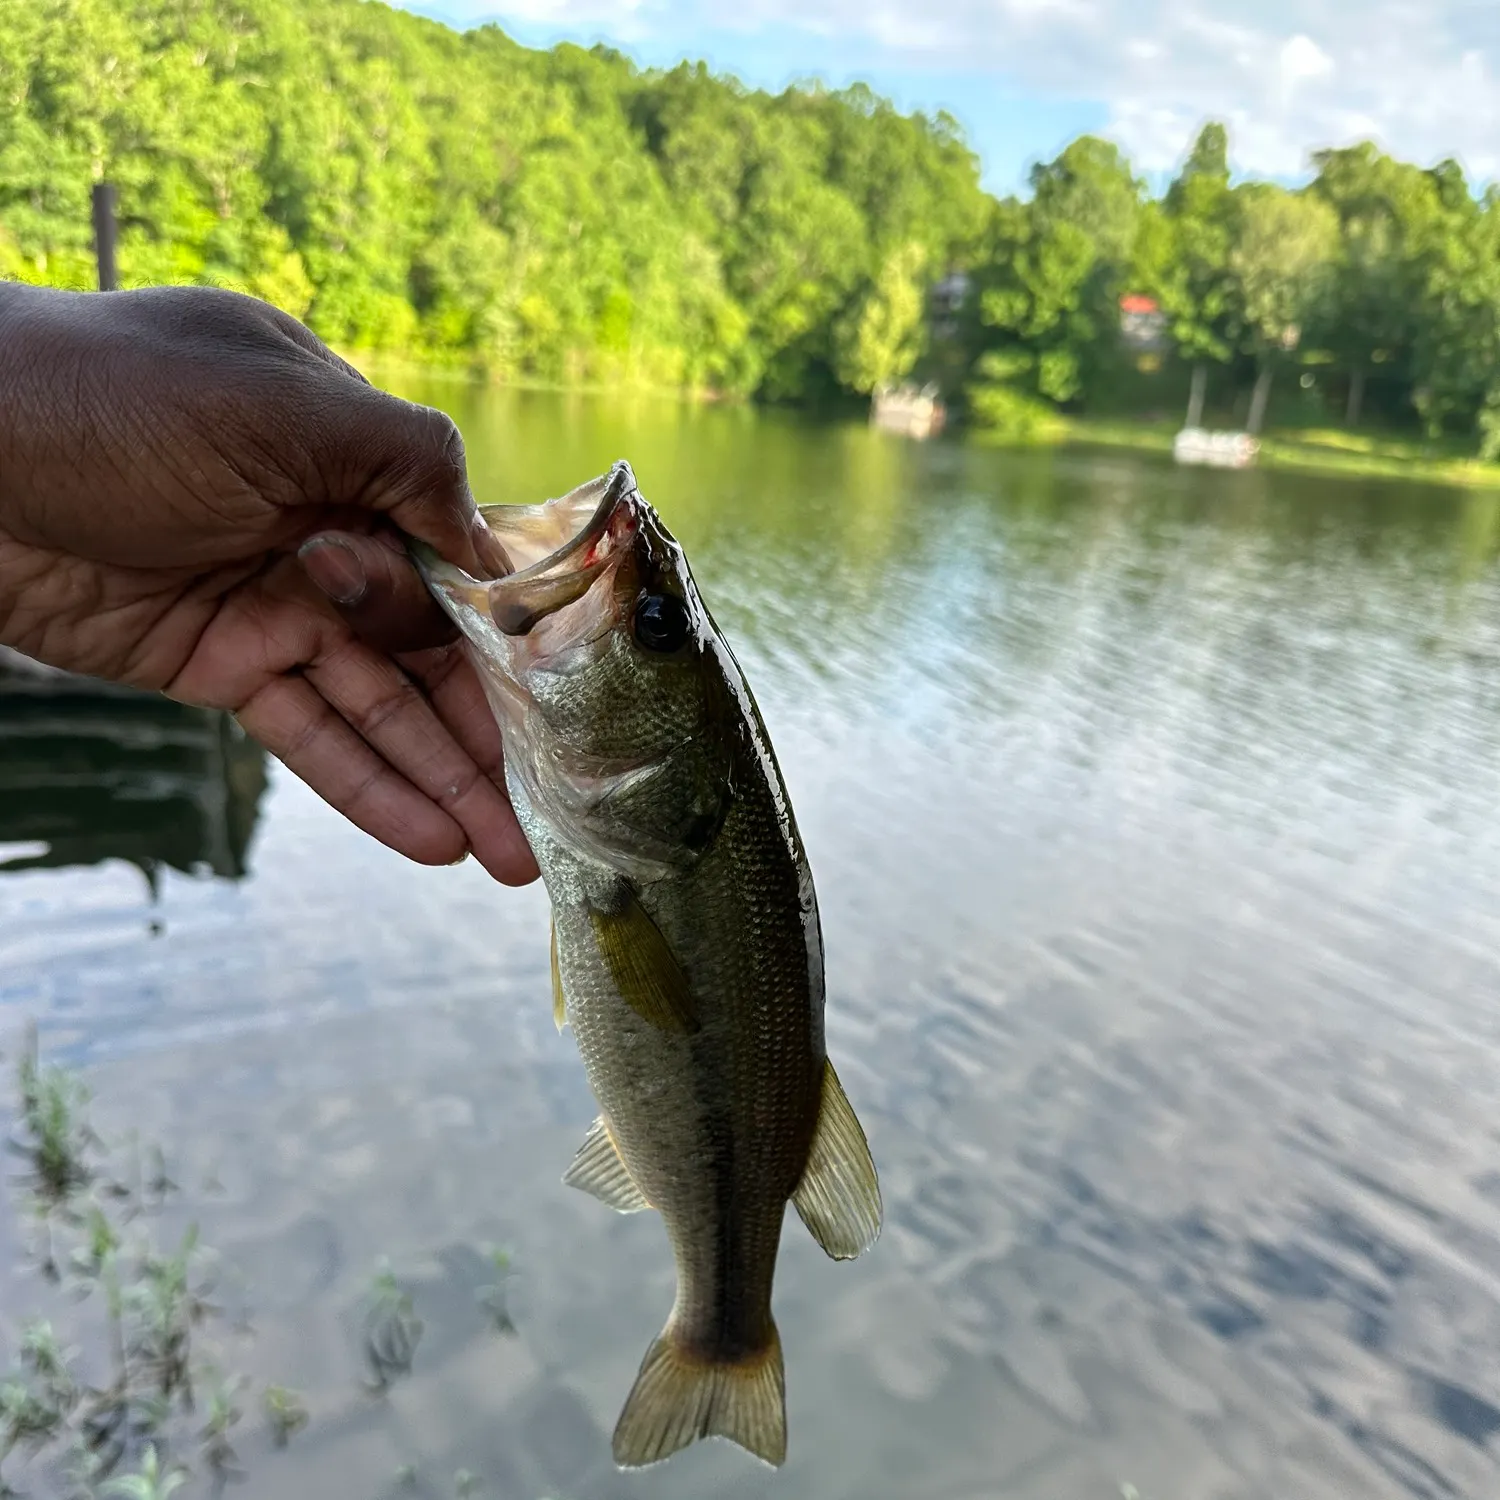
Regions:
[[475, 1245, 517, 1337], [101, 1444, 186, 1500], [362, 1265, 425, 1392], [262, 1385, 308, 1448], [0, 1030, 307, 1497]]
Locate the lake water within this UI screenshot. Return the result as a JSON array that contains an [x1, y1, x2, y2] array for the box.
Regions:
[[7, 389, 1500, 1499]]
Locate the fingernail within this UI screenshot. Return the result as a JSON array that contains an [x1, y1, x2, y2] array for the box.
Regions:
[[299, 536, 367, 606], [470, 515, 512, 580]]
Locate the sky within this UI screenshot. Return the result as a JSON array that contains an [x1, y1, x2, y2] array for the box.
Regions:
[[396, 0, 1500, 197]]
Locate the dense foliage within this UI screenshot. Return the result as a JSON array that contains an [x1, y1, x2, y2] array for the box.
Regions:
[[967, 126, 1500, 452], [5, 0, 1500, 449], [0, 0, 986, 399]]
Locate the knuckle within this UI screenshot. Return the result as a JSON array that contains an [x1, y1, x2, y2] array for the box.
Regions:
[[350, 677, 424, 739], [406, 404, 467, 491], [341, 763, 388, 815]]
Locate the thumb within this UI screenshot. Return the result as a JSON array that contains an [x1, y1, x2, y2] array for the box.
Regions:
[[314, 383, 508, 579]]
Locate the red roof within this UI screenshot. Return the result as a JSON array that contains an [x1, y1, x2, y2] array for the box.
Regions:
[[1119, 294, 1160, 314]]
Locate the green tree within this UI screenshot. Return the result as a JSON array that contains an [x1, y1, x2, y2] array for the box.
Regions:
[[1310, 142, 1442, 426], [0, 0, 986, 402], [1403, 164, 1500, 449], [1029, 135, 1143, 267], [965, 137, 1142, 426], [1227, 184, 1339, 433], [1137, 121, 1235, 425], [831, 240, 929, 393]]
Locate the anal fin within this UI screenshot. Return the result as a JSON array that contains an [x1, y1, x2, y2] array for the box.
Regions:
[[564, 1116, 648, 1213], [792, 1059, 882, 1260]]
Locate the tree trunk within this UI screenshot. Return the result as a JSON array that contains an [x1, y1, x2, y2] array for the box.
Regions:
[[1185, 362, 1207, 428], [1246, 364, 1273, 435], [1345, 367, 1365, 428]]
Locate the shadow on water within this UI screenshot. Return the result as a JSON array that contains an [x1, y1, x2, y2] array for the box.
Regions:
[[14, 392, 1500, 1497], [0, 648, 267, 894]]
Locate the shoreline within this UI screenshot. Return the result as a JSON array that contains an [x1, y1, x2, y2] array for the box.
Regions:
[[342, 352, 1500, 492], [1048, 417, 1500, 491]]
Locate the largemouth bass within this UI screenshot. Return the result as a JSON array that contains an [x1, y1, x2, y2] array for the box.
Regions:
[[414, 460, 880, 1468]]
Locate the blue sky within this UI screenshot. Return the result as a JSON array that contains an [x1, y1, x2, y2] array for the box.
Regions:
[[397, 1, 1500, 196]]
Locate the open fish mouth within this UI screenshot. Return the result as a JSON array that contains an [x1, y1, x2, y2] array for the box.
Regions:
[[481, 459, 638, 581], [413, 460, 642, 638]]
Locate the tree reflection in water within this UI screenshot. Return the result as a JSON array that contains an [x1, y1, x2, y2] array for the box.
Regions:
[[0, 648, 267, 896]]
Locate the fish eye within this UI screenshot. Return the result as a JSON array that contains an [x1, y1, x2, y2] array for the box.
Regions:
[[633, 592, 691, 653]]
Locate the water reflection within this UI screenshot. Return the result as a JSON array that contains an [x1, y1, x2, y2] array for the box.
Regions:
[[0, 650, 267, 892], [9, 394, 1500, 1497]]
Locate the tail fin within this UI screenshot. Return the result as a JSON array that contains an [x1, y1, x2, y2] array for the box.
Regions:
[[611, 1323, 786, 1469]]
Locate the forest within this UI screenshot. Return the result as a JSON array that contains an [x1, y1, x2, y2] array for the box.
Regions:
[[4, 0, 1500, 453]]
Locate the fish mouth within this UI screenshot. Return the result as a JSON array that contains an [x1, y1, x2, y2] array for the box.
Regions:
[[415, 460, 640, 638]]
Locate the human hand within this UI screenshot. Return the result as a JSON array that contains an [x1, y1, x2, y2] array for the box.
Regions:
[[0, 283, 538, 884]]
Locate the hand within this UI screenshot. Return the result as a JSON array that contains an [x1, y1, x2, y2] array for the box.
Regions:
[[0, 283, 538, 885]]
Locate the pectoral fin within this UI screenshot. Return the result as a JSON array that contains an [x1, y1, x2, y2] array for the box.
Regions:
[[550, 918, 567, 1031], [563, 1116, 649, 1213], [588, 888, 698, 1034], [792, 1060, 882, 1260]]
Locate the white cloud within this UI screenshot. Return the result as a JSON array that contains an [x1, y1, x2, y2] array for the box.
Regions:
[[422, 0, 1500, 183], [1277, 34, 1333, 99]]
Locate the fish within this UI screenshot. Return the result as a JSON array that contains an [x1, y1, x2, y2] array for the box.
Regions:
[[413, 459, 881, 1469]]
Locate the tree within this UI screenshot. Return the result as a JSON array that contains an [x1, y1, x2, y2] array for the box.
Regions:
[[1310, 142, 1441, 426], [0, 0, 987, 402], [1227, 185, 1339, 433], [1145, 122, 1236, 426], [964, 137, 1142, 426], [1404, 166, 1500, 447], [1028, 135, 1143, 267], [831, 240, 928, 393]]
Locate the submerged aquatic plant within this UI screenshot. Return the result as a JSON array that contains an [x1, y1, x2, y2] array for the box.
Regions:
[[1, 1321, 79, 1460], [10, 1026, 99, 1280], [362, 1265, 424, 1391], [125, 1227, 215, 1410], [69, 1204, 122, 1284], [475, 1245, 517, 1337], [13, 1026, 96, 1207], [101, 1444, 186, 1500], [262, 1386, 307, 1449], [2, 1030, 307, 1495], [5, 1030, 516, 1493], [197, 1374, 245, 1475]]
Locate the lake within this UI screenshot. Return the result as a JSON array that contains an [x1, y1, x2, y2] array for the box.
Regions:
[[7, 388, 1500, 1500]]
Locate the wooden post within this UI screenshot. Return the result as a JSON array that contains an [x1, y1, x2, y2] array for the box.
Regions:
[[91, 182, 118, 292]]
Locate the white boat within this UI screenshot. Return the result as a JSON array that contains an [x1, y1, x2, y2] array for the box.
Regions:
[[1173, 427, 1258, 469], [872, 382, 946, 440]]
